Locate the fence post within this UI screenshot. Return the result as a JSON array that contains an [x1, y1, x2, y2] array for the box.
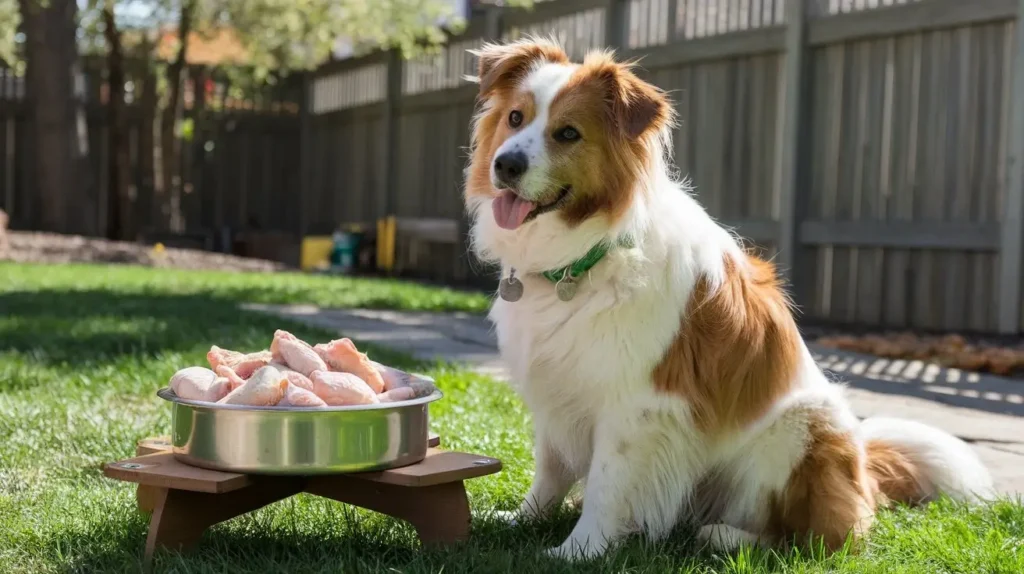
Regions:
[[997, 0, 1024, 334], [606, 0, 627, 50], [776, 0, 809, 299], [298, 72, 312, 239], [456, 6, 504, 285], [383, 50, 403, 220]]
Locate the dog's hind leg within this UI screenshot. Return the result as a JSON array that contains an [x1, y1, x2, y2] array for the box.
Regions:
[[546, 403, 707, 560]]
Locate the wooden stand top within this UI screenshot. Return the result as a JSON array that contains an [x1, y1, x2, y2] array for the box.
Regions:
[[103, 436, 501, 493]]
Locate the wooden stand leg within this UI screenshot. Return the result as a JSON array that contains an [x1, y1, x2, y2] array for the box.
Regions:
[[307, 479, 471, 546], [137, 485, 160, 514], [144, 479, 304, 564], [403, 482, 471, 545]]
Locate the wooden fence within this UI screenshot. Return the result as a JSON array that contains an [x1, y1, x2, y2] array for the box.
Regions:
[[4, 0, 1024, 334], [0, 60, 303, 252], [306, 0, 1024, 334]]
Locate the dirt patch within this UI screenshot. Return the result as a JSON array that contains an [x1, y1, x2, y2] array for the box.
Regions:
[[2, 231, 287, 273]]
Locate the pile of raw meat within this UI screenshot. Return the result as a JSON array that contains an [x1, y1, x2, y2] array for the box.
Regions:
[[168, 330, 435, 407]]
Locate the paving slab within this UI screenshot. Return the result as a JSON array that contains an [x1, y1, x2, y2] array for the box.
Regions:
[[245, 304, 1024, 496]]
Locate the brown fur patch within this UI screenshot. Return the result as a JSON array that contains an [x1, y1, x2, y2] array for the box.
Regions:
[[652, 253, 802, 433], [769, 415, 876, 551], [865, 439, 932, 506], [543, 51, 672, 226], [475, 40, 569, 99]]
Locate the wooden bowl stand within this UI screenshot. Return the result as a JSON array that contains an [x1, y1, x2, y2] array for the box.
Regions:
[[103, 436, 501, 563]]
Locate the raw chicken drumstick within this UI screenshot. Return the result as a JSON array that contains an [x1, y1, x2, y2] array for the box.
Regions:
[[271, 330, 327, 377], [207, 346, 273, 378], [310, 370, 378, 406], [279, 383, 328, 407], [216, 365, 246, 390], [314, 338, 385, 393], [269, 361, 315, 391], [170, 366, 231, 402], [218, 365, 289, 406]]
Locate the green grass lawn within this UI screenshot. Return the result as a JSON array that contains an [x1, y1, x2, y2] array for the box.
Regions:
[[1, 261, 1021, 573]]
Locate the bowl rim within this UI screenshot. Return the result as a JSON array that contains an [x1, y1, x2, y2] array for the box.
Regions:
[[158, 372, 442, 412]]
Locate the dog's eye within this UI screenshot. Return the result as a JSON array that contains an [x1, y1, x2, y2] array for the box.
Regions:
[[508, 110, 523, 128], [554, 126, 580, 142]]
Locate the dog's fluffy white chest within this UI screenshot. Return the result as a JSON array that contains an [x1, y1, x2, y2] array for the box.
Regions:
[[488, 259, 689, 470]]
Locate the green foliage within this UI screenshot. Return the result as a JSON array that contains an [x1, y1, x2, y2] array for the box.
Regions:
[[75, 0, 472, 76], [206, 0, 464, 74], [0, 0, 20, 66]]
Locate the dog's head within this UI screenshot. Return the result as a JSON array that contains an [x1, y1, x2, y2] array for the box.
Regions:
[[464, 39, 673, 271]]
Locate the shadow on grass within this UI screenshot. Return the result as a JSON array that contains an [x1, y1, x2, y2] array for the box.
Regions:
[[0, 289, 424, 379], [45, 501, 722, 574]]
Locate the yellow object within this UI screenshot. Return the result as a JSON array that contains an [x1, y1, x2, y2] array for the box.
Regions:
[[300, 236, 334, 271], [375, 216, 397, 272]]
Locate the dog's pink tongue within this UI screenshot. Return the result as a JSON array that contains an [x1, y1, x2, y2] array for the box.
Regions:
[[492, 190, 536, 230]]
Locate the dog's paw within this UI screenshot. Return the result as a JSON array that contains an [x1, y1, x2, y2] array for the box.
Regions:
[[697, 524, 761, 551], [491, 509, 522, 526], [543, 542, 578, 561], [544, 537, 604, 561]]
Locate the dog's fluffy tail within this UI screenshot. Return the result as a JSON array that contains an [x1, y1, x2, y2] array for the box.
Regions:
[[861, 417, 994, 506]]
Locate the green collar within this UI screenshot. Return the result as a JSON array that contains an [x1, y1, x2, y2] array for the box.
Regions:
[[539, 237, 633, 284]]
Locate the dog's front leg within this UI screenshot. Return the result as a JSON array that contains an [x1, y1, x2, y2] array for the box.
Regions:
[[547, 406, 705, 560], [516, 429, 576, 520]]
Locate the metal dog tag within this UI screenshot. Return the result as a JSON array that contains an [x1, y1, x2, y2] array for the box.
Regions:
[[556, 274, 578, 302], [499, 269, 524, 302]]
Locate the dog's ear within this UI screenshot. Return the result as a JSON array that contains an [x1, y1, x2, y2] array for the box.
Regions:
[[470, 39, 569, 99], [586, 54, 673, 139]]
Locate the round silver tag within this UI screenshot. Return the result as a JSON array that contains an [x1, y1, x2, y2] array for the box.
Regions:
[[556, 278, 578, 302], [499, 276, 524, 302]]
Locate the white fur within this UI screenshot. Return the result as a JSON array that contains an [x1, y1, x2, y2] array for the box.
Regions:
[[490, 62, 578, 201], [860, 417, 994, 503], [468, 54, 993, 559]]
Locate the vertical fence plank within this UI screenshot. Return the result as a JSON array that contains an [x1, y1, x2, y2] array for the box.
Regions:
[[298, 74, 312, 238], [383, 50, 404, 221], [607, 0, 628, 49], [776, 0, 808, 296], [999, 0, 1024, 333]]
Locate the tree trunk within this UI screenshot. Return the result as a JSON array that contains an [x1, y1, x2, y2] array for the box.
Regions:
[[155, 0, 195, 232], [102, 4, 134, 240], [18, 0, 91, 234]]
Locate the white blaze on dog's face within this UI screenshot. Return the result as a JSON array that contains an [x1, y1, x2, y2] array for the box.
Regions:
[[465, 40, 672, 247]]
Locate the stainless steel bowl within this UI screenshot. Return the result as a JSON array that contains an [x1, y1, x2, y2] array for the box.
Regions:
[[157, 378, 442, 475]]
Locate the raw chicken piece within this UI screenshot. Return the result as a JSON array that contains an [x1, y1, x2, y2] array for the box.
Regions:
[[215, 365, 247, 391], [378, 380, 437, 402], [218, 365, 288, 406], [206, 346, 272, 378], [310, 370, 379, 406], [377, 387, 415, 403], [371, 361, 412, 392], [269, 361, 315, 392], [314, 339, 385, 393], [278, 383, 328, 407], [270, 329, 313, 353], [271, 331, 327, 376], [170, 366, 231, 402]]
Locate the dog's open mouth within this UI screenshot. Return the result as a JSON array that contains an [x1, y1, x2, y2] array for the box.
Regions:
[[492, 186, 571, 230]]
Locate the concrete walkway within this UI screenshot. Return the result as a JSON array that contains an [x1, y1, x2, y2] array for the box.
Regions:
[[244, 304, 1024, 496]]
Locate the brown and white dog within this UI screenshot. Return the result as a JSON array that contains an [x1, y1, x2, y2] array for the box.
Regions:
[[464, 39, 993, 560]]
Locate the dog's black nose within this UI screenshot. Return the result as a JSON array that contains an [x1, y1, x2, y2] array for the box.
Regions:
[[493, 151, 528, 187]]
